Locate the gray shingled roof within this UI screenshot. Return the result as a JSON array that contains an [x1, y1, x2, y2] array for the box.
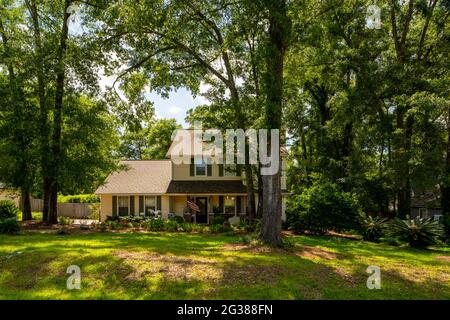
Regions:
[[95, 160, 172, 195]]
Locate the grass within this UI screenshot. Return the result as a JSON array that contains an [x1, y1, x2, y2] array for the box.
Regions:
[[0, 231, 449, 300], [17, 211, 43, 221]]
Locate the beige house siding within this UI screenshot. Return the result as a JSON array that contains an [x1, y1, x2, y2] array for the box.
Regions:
[[99, 193, 287, 222], [161, 195, 170, 219], [170, 196, 187, 216], [100, 194, 112, 221], [172, 163, 242, 181]]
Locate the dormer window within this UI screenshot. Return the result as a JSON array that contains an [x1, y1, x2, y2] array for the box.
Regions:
[[195, 159, 207, 176]]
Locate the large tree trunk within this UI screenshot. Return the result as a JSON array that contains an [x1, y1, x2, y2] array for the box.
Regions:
[[21, 188, 32, 221], [397, 112, 413, 219], [441, 105, 450, 237], [48, 0, 71, 224], [26, 0, 51, 222], [260, 0, 290, 246]]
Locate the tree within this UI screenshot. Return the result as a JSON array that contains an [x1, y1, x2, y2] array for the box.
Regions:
[[257, 0, 291, 245], [92, 0, 259, 220], [0, 1, 38, 220]]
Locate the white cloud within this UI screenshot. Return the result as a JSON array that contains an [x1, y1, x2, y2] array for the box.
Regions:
[[168, 105, 183, 114]]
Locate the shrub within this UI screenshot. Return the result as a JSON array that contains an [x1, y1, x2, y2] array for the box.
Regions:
[[211, 214, 224, 226], [98, 222, 108, 232], [171, 215, 185, 224], [380, 237, 401, 246], [255, 219, 262, 234], [165, 220, 179, 232], [210, 223, 231, 233], [209, 223, 225, 233], [286, 181, 362, 235], [58, 216, 71, 225], [236, 217, 251, 231], [180, 223, 194, 233], [385, 217, 445, 248], [0, 218, 20, 234], [56, 226, 70, 235], [89, 204, 100, 220], [57, 194, 100, 203], [0, 200, 20, 220], [107, 220, 122, 230], [192, 224, 207, 233], [146, 219, 165, 231], [360, 216, 387, 242]]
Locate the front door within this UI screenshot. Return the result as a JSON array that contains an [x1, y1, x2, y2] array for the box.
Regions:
[[195, 197, 208, 223]]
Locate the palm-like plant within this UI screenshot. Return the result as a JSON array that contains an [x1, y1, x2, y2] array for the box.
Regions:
[[360, 216, 387, 242], [385, 217, 445, 248]]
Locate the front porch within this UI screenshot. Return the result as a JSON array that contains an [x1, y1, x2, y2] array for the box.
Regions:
[[168, 194, 248, 224]]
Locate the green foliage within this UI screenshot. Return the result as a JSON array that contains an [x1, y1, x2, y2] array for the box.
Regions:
[[235, 217, 253, 232], [164, 220, 179, 232], [360, 216, 388, 242], [211, 214, 225, 226], [58, 216, 71, 226], [57, 194, 100, 203], [56, 227, 70, 235], [180, 223, 193, 233], [171, 215, 185, 224], [0, 200, 20, 220], [98, 222, 108, 232], [146, 219, 165, 232], [209, 223, 226, 233], [385, 218, 445, 248], [287, 181, 362, 235], [89, 204, 100, 220], [105, 220, 122, 230], [0, 218, 20, 234]]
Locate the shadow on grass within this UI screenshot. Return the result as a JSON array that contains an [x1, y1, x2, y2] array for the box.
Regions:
[[0, 232, 449, 299]]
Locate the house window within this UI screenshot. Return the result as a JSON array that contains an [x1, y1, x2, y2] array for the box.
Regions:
[[224, 164, 236, 176], [118, 196, 129, 216], [195, 159, 207, 176], [145, 196, 156, 215], [224, 196, 236, 214]]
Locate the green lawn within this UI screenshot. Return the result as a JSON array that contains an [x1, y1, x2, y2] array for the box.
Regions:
[[0, 231, 449, 299]]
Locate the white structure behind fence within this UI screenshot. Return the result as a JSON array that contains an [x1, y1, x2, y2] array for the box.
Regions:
[[25, 199, 92, 218]]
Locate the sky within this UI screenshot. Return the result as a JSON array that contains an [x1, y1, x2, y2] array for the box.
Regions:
[[146, 88, 209, 128], [99, 73, 209, 128]]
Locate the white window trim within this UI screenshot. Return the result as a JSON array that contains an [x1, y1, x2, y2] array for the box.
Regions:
[[117, 196, 130, 216], [195, 160, 207, 177], [144, 195, 157, 213], [224, 196, 237, 215]]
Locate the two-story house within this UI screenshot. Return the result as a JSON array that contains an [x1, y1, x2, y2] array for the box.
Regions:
[[95, 132, 288, 223]]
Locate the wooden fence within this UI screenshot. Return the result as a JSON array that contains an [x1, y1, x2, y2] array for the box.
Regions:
[[25, 199, 93, 218]]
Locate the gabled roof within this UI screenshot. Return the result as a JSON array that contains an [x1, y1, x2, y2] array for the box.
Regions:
[[95, 160, 172, 195]]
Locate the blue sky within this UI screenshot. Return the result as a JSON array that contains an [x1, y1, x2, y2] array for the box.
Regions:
[[146, 88, 208, 128]]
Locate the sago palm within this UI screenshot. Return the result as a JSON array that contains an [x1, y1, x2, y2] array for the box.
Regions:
[[385, 217, 444, 248]]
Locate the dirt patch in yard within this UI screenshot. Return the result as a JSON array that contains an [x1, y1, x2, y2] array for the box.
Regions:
[[222, 243, 340, 260], [113, 250, 291, 286], [435, 256, 450, 262], [295, 246, 339, 260]]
